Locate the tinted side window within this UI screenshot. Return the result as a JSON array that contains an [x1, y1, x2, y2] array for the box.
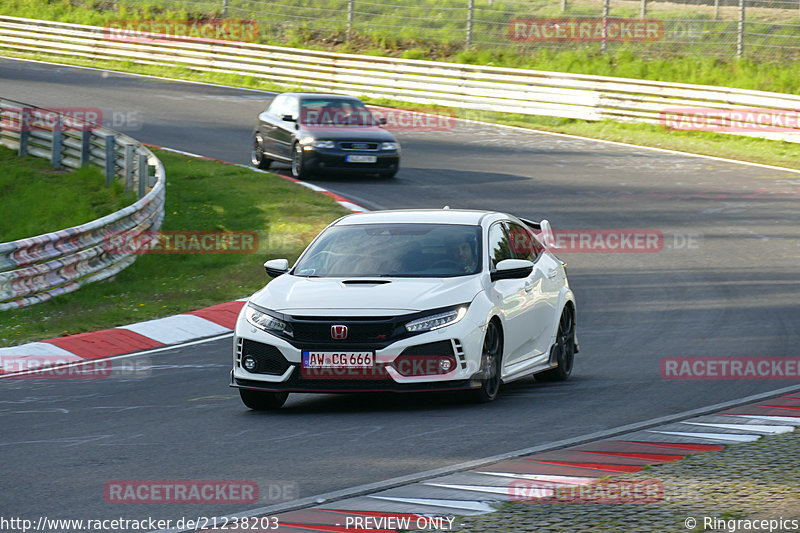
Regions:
[[487, 223, 514, 269], [507, 222, 543, 262], [284, 97, 299, 118]]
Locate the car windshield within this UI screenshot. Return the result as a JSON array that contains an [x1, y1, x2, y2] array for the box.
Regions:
[[299, 98, 375, 126], [293, 223, 482, 278]]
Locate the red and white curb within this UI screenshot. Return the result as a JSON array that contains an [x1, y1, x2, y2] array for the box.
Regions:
[[0, 300, 245, 371]]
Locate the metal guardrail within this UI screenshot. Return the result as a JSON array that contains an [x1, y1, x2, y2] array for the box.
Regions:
[[0, 98, 165, 311], [1, 16, 798, 144]]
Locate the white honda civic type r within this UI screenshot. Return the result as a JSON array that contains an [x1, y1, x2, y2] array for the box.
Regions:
[[231, 209, 578, 409]]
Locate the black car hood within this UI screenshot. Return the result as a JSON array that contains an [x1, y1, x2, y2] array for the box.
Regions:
[[299, 125, 397, 142]]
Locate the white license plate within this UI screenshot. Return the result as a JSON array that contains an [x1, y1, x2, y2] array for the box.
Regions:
[[346, 155, 377, 163], [302, 351, 374, 368]]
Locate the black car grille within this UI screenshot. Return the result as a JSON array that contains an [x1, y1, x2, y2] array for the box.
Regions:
[[285, 315, 404, 346], [240, 340, 290, 375], [340, 142, 379, 150]]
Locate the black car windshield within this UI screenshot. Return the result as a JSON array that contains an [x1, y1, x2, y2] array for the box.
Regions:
[[299, 98, 375, 126], [293, 223, 482, 278]]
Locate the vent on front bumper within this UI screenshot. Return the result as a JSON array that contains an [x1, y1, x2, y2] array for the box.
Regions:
[[399, 340, 455, 357], [240, 339, 290, 375]]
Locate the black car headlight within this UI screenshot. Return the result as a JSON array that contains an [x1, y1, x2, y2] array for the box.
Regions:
[[245, 304, 293, 337], [405, 306, 468, 333]]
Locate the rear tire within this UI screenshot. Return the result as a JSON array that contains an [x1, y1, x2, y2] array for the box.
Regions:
[[251, 134, 271, 170], [471, 321, 502, 403], [239, 388, 288, 410], [536, 306, 575, 382]]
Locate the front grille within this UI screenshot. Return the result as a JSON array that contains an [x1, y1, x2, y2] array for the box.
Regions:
[[240, 340, 290, 375], [287, 315, 404, 345], [340, 142, 379, 151]]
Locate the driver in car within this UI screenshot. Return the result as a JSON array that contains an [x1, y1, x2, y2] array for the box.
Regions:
[[456, 239, 478, 273]]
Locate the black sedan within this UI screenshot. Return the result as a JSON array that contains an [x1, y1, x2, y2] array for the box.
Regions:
[[251, 93, 401, 179]]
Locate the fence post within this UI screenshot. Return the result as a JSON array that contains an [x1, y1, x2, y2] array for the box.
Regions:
[[19, 128, 30, 157], [601, 0, 609, 54], [347, 0, 354, 40], [105, 134, 116, 186], [737, 0, 745, 59], [125, 143, 135, 192], [137, 153, 148, 199], [80, 130, 91, 166], [51, 116, 63, 169], [466, 0, 474, 49]]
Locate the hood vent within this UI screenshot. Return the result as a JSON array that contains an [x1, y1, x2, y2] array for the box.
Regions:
[[341, 280, 392, 285]]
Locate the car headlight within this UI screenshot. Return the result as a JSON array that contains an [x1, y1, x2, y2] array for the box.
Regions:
[[405, 307, 468, 333], [380, 142, 399, 151], [245, 304, 293, 337], [312, 140, 336, 149]]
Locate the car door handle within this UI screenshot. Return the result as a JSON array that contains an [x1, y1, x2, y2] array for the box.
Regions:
[[524, 280, 534, 292], [546, 269, 558, 279]]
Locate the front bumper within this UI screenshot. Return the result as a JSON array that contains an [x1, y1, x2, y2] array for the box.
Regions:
[[303, 147, 400, 174], [231, 306, 486, 393]]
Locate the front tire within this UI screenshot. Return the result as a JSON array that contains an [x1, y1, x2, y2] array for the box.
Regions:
[[239, 388, 289, 410], [471, 320, 502, 403], [537, 306, 575, 382], [291, 143, 311, 179], [251, 134, 271, 170]]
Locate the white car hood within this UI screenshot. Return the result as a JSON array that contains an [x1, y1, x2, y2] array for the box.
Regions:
[[249, 275, 483, 314]]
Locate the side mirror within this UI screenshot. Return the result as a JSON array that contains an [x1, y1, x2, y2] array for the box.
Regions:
[[281, 114, 296, 122], [491, 259, 533, 282], [264, 258, 289, 278]]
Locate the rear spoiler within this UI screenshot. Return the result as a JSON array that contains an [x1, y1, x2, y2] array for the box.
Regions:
[[518, 216, 557, 248]]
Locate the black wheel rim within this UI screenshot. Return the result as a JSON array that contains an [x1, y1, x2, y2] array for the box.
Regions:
[[555, 307, 575, 375], [481, 322, 501, 398]]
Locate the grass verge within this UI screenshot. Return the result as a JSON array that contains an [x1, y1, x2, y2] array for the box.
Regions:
[[0, 149, 349, 346], [0, 145, 137, 242]]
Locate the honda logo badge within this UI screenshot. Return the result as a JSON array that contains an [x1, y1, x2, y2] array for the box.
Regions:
[[331, 325, 348, 340]]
